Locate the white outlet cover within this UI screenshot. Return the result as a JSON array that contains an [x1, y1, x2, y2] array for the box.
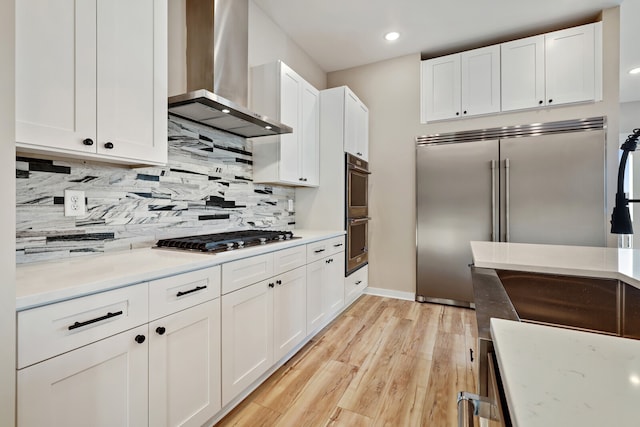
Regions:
[[64, 189, 86, 217]]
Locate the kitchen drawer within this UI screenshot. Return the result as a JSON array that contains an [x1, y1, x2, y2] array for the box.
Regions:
[[273, 245, 306, 276], [222, 252, 274, 295], [149, 266, 221, 320], [17, 283, 148, 369], [345, 264, 368, 304], [306, 236, 345, 263]]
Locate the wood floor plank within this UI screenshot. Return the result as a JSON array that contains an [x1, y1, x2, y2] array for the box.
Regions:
[[371, 355, 432, 427], [325, 407, 373, 427], [216, 402, 281, 427], [421, 332, 474, 425], [273, 360, 357, 427], [338, 317, 413, 418]]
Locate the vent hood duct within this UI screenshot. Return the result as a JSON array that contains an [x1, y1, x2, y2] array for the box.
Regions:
[[168, 0, 292, 138]]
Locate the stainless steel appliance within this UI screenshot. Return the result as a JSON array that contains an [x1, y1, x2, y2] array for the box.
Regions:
[[156, 230, 295, 253], [346, 153, 370, 275], [167, 0, 292, 138], [416, 117, 607, 307]]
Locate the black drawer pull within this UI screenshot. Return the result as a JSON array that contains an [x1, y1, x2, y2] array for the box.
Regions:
[[176, 285, 207, 297], [333, 243, 343, 247], [355, 280, 362, 285], [68, 310, 123, 330], [314, 248, 325, 254]]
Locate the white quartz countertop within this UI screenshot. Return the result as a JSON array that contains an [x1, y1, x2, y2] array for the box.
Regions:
[[471, 241, 640, 289], [16, 229, 344, 311], [491, 318, 640, 426]]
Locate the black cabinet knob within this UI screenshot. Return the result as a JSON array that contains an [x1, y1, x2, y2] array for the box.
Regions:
[[82, 138, 94, 146], [456, 112, 460, 116], [156, 327, 166, 335], [135, 334, 146, 344], [463, 110, 467, 115], [276, 280, 282, 285], [268, 283, 274, 288], [538, 100, 543, 105], [104, 142, 114, 149], [548, 99, 553, 104]]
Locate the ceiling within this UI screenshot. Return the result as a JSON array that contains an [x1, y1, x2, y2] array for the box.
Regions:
[[253, 0, 639, 103]]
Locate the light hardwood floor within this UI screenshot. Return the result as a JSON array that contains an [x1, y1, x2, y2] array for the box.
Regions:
[[217, 294, 478, 427]]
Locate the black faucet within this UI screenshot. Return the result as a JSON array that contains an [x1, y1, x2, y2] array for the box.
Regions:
[[611, 128, 640, 234]]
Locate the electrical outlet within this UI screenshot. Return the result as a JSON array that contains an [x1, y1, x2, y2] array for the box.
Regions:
[[64, 190, 86, 217]]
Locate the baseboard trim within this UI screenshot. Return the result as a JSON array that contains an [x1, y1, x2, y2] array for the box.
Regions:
[[364, 287, 415, 301]]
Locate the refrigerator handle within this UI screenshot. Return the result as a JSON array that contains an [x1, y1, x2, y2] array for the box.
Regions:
[[491, 160, 497, 242], [505, 158, 510, 242]]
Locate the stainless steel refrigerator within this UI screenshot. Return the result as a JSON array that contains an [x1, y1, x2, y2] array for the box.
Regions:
[[416, 117, 607, 308]]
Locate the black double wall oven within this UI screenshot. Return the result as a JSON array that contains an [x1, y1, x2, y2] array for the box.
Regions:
[[346, 153, 370, 275]]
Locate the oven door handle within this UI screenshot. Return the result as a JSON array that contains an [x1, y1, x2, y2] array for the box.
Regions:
[[348, 164, 371, 174], [348, 217, 371, 225]]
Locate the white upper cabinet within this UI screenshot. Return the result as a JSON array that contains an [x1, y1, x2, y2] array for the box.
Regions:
[[251, 61, 320, 186], [461, 45, 501, 116], [502, 22, 602, 111], [344, 88, 369, 161], [501, 35, 546, 111], [421, 45, 500, 122], [545, 23, 600, 106], [421, 53, 461, 122], [423, 21, 602, 121], [16, 0, 167, 165]]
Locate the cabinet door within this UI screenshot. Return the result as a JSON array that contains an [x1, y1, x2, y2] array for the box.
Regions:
[[278, 64, 302, 183], [17, 325, 148, 427], [149, 299, 221, 427], [501, 35, 545, 111], [345, 89, 368, 159], [324, 254, 345, 316], [274, 266, 307, 360], [300, 81, 320, 185], [420, 53, 461, 122], [545, 23, 595, 106], [345, 264, 367, 305], [306, 259, 327, 333], [461, 45, 501, 116], [358, 102, 369, 161], [96, 0, 167, 163], [221, 280, 274, 406], [15, 0, 97, 153]]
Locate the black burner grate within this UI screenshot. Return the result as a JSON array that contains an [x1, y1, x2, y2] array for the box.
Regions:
[[156, 230, 295, 253]]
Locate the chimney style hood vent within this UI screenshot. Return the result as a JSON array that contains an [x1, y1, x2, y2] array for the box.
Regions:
[[168, 0, 292, 138]]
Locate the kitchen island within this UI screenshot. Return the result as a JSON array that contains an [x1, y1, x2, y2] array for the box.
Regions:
[[471, 240, 640, 288], [471, 241, 640, 426], [491, 318, 640, 427]]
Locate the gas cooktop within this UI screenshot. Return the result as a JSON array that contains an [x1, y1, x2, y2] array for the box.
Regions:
[[155, 230, 296, 253]]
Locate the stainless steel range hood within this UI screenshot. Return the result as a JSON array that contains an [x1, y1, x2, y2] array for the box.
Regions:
[[168, 0, 292, 138]]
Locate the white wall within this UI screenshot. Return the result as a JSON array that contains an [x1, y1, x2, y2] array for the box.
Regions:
[[248, 1, 326, 90], [1, 0, 16, 424], [328, 8, 620, 294], [167, 0, 327, 96], [621, 101, 640, 133]]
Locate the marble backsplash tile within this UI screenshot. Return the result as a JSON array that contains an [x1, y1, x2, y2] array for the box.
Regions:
[[16, 117, 295, 264]]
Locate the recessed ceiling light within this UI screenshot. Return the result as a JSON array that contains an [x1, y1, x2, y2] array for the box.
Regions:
[[384, 32, 400, 41], [265, 125, 272, 130], [222, 108, 230, 113], [630, 67, 640, 75]]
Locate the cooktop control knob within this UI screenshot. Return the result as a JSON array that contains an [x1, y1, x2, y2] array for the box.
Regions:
[[259, 238, 267, 244]]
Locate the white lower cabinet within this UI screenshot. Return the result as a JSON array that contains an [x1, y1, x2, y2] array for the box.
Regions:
[[16, 266, 221, 427], [273, 266, 307, 360], [345, 265, 368, 305], [16, 237, 354, 426], [149, 299, 221, 427], [17, 324, 149, 427], [307, 251, 345, 333], [221, 279, 274, 406]]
